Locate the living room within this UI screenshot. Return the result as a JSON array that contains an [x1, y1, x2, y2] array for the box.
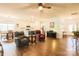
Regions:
[[0, 3, 79, 56]]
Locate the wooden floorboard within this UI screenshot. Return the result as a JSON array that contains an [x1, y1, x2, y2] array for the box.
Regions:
[[1, 36, 79, 56]]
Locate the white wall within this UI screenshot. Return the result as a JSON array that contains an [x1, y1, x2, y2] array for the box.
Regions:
[[0, 16, 79, 35]]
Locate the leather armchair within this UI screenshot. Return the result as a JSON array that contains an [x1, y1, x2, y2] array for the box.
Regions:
[[15, 31, 30, 47], [0, 42, 4, 56]]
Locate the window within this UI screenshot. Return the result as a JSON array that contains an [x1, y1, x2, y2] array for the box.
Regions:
[[68, 24, 77, 32], [0, 23, 16, 32], [0, 24, 7, 32], [7, 24, 15, 30]]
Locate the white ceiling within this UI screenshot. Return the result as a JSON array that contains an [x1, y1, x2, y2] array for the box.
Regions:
[[0, 3, 79, 21]]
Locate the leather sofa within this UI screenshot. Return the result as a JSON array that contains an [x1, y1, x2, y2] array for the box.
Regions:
[[47, 31, 57, 38]]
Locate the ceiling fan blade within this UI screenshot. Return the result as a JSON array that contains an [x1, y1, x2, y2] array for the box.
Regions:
[[71, 12, 78, 15], [43, 6, 52, 9], [17, 4, 37, 10]]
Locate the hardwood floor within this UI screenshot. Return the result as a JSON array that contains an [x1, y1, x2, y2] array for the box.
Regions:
[[1, 36, 79, 56]]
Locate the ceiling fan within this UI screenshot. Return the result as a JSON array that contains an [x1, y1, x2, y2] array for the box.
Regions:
[[38, 3, 52, 9], [17, 3, 52, 11]]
